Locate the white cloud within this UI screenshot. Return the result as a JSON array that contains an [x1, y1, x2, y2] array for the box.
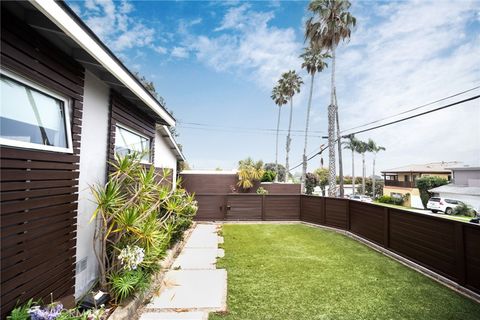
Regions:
[[79, 0, 155, 52], [154, 46, 167, 54], [171, 47, 189, 59], [188, 4, 303, 90], [328, 0, 480, 173]]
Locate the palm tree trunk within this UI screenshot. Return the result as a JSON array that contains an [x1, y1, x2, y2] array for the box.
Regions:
[[352, 150, 355, 196], [328, 47, 337, 197], [285, 97, 294, 182], [275, 106, 282, 182], [334, 89, 344, 197], [372, 155, 376, 199], [362, 153, 366, 195], [302, 74, 315, 189]]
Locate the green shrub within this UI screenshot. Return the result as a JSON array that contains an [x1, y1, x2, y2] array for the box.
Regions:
[[256, 187, 269, 195], [453, 202, 476, 217], [7, 299, 33, 320], [415, 176, 448, 208], [261, 170, 276, 182], [90, 152, 197, 297], [377, 195, 403, 205], [109, 269, 149, 303], [305, 173, 319, 195]]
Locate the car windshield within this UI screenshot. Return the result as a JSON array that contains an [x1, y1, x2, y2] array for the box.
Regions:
[[429, 198, 440, 202]]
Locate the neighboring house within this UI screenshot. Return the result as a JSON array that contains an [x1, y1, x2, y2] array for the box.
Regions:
[[429, 166, 480, 212], [0, 1, 184, 317], [381, 161, 460, 208]]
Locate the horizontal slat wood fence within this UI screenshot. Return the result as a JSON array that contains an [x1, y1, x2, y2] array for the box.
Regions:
[[191, 193, 480, 295], [1, 10, 84, 318]]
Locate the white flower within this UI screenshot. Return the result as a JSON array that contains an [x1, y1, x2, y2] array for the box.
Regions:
[[118, 245, 145, 271]]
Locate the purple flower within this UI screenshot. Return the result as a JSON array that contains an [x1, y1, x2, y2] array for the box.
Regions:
[[29, 303, 64, 320]]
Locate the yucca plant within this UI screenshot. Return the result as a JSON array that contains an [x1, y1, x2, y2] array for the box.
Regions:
[[90, 152, 197, 295], [237, 157, 265, 190]]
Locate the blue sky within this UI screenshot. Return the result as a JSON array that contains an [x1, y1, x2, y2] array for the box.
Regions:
[[68, 0, 480, 175]]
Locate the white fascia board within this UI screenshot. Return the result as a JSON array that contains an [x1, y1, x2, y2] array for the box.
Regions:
[[30, 0, 175, 127], [159, 125, 186, 162]]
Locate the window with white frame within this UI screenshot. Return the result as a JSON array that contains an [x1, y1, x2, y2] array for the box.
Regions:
[[114, 125, 151, 163], [0, 70, 72, 153]]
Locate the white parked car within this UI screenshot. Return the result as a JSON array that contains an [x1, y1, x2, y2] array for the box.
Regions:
[[350, 195, 373, 203], [427, 197, 463, 215]]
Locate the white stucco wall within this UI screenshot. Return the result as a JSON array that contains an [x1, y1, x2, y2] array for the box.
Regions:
[[75, 71, 110, 298], [154, 129, 178, 187]]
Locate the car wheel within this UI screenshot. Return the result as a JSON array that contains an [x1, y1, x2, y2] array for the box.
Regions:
[[445, 207, 453, 215], [431, 210, 438, 213]]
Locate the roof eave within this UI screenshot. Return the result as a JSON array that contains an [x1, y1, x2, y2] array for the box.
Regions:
[[30, 0, 175, 127]]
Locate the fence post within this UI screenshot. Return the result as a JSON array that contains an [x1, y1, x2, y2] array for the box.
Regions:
[[223, 195, 228, 220], [383, 207, 390, 248], [454, 223, 466, 285], [261, 195, 266, 221]]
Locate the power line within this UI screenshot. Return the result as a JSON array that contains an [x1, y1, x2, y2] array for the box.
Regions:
[[178, 121, 326, 134], [341, 86, 480, 134], [342, 94, 479, 137], [177, 124, 326, 138], [288, 94, 480, 172]]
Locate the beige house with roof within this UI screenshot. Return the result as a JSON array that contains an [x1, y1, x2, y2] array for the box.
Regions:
[[381, 161, 460, 208]]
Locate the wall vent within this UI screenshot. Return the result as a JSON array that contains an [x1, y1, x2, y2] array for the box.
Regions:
[[76, 257, 88, 274]]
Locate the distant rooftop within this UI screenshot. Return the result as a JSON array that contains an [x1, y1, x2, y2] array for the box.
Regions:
[[429, 184, 480, 196], [382, 161, 462, 173]]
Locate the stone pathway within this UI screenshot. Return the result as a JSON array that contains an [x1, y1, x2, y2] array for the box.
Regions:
[[140, 224, 227, 320]]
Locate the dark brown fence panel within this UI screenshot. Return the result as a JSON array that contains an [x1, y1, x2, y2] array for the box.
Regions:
[[194, 195, 225, 220], [260, 183, 301, 194], [264, 195, 300, 220], [0, 8, 84, 317], [349, 201, 385, 246], [389, 209, 456, 280], [464, 225, 480, 293], [325, 198, 348, 229], [300, 196, 324, 224], [181, 173, 238, 194], [226, 195, 262, 220]]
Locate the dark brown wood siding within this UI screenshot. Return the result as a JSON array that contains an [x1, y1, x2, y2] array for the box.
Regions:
[[226, 195, 262, 220], [0, 10, 84, 317], [324, 198, 348, 229], [107, 92, 156, 167], [349, 201, 385, 245]]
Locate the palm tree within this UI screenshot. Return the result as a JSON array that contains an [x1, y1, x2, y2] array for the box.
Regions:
[[306, 0, 356, 197], [367, 139, 385, 199], [279, 70, 303, 181], [343, 135, 359, 196], [300, 47, 330, 188], [271, 84, 288, 182], [356, 140, 368, 195]]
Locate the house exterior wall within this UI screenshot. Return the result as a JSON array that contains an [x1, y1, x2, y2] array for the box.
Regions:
[[154, 129, 178, 187], [453, 169, 480, 185], [383, 186, 423, 208], [75, 71, 110, 298]]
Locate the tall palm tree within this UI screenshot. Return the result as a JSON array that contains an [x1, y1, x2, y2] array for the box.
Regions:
[[367, 139, 385, 199], [306, 0, 356, 197], [333, 88, 344, 197], [300, 47, 330, 188], [271, 84, 288, 182], [279, 70, 303, 181], [343, 135, 359, 196], [356, 140, 368, 195]]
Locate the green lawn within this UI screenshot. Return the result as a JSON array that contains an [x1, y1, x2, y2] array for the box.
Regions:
[[210, 224, 480, 320]]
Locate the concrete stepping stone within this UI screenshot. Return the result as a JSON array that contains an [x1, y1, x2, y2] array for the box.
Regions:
[[146, 269, 227, 312], [172, 248, 224, 270], [185, 226, 219, 249], [140, 311, 207, 320]]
